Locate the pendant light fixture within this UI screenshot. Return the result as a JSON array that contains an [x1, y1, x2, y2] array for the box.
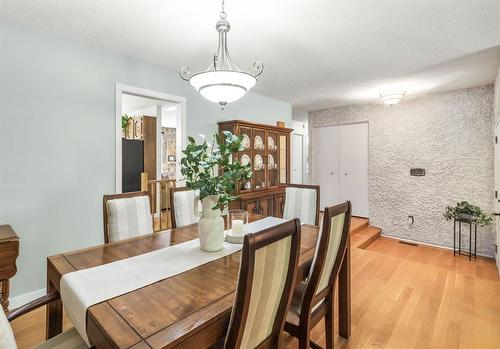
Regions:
[[380, 90, 406, 105], [180, 0, 263, 110]]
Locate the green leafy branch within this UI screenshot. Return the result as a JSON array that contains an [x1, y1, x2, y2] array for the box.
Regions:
[[180, 131, 252, 211], [122, 114, 132, 133]]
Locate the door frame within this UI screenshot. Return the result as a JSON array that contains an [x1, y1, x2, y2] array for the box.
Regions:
[[495, 120, 500, 273], [312, 121, 369, 217], [115, 84, 187, 193], [292, 133, 305, 184]]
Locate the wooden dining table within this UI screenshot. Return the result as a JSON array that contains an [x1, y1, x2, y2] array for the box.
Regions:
[[46, 214, 351, 348]]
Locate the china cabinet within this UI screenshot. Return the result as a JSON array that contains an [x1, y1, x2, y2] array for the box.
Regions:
[[218, 120, 292, 217]]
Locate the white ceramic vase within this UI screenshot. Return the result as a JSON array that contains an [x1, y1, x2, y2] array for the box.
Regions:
[[194, 194, 225, 252]]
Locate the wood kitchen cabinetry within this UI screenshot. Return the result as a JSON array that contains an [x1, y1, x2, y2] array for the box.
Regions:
[[218, 120, 292, 218]]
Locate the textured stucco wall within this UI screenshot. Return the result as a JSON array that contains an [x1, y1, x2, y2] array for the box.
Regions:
[[496, 63, 500, 124], [308, 86, 495, 256]]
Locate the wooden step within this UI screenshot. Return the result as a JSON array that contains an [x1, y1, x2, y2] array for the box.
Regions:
[[351, 226, 382, 249], [350, 217, 369, 235]]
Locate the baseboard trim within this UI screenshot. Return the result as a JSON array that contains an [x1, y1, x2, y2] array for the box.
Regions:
[[9, 288, 46, 309], [380, 233, 494, 259]]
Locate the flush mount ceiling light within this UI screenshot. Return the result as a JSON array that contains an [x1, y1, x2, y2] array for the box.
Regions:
[[380, 90, 406, 105], [180, 0, 263, 110]]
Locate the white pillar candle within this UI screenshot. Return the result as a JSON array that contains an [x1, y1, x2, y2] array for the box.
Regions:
[[232, 219, 244, 236]]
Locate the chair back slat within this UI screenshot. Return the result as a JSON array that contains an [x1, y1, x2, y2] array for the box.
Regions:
[[316, 212, 345, 294], [225, 219, 301, 349], [170, 187, 199, 228], [283, 184, 320, 225], [102, 191, 153, 243], [302, 202, 351, 316]]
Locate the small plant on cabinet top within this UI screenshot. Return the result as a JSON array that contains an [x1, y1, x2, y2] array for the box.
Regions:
[[180, 131, 252, 210], [121, 114, 132, 135], [443, 201, 492, 226]]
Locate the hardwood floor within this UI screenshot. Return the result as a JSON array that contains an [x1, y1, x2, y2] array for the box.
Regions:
[[10, 227, 500, 349]]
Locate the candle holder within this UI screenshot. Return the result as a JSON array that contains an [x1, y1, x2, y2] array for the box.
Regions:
[[228, 209, 248, 235], [226, 209, 249, 243]]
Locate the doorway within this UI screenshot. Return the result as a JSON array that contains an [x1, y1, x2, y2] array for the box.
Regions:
[[115, 84, 186, 193], [313, 122, 369, 217], [291, 133, 304, 184]]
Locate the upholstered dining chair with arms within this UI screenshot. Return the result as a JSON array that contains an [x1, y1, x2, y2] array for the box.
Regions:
[[284, 201, 351, 349], [103, 191, 153, 243], [1, 292, 87, 348], [283, 184, 320, 226], [224, 219, 302, 349], [170, 187, 199, 228]]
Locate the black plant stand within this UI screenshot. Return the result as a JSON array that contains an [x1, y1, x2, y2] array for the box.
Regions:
[[453, 218, 477, 261]]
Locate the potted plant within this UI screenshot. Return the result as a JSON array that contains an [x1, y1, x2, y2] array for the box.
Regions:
[[443, 201, 493, 226], [180, 131, 252, 251], [121, 114, 132, 138]]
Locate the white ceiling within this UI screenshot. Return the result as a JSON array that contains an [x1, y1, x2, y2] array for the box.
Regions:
[[122, 94, 178, 128], [2, 0, 500, 115]]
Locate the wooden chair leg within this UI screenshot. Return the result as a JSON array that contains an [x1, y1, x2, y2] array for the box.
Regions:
[[310, 340, 323, 349], [299, 337, 310, 349], [325, 295, 335, 349], [298, 325, 311, 349]]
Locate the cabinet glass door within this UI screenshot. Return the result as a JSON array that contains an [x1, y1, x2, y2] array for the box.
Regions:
[[279, 135, 288, 184]]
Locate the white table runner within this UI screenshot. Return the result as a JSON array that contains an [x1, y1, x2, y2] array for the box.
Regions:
[[60, 216, 286, 346]]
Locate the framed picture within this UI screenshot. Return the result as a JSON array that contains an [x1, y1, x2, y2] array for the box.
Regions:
[[134, 117, 143, 140], [168, 155, 176, 162], [126, 118, 134, 139]]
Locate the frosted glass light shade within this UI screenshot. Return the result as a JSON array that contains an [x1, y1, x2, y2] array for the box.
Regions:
[[200, 85, 246, 103], [380, 90, 405, 105], [381, 96, 402, 105], [189, 71, 257, 104]]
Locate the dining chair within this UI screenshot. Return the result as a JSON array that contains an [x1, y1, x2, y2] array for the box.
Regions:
[[283, 184, 320, 226], [1, 292, 87, 348], [284, 201, 351, 349], [224, 218, 301, 349], [170, 187, 199, 228], [103, 191, 153, 243]]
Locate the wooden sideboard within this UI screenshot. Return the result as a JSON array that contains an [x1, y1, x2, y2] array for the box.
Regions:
[[237, 187, 286, 218], [218, 120, 292, 218], [0, 225, 19, 312]]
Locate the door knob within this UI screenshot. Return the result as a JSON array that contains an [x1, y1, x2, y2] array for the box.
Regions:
[[344, 172, 348, 176], [330, 172, 334, 175]]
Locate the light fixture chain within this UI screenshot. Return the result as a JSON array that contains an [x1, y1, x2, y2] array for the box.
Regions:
[[220, 0, 226, 19]]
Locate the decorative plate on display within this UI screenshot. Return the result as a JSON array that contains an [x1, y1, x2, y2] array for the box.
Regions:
[[268, 154, 274, 168], [254, 135, 263, 149], [254, 154, 263, 169], [268, 136, 274, 150], [241, 134, 251, 149], [240, 154, 251, 166]]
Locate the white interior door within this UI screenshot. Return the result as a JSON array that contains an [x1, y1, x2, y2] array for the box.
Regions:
[[495, 123, 500, 271], [314, 126, 340, 210], [292, 134, 304, 184], [339, 123, 369, 217]]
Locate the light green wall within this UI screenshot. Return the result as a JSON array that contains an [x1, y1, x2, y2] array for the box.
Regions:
[[0, 21, 291, 297]]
